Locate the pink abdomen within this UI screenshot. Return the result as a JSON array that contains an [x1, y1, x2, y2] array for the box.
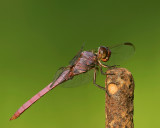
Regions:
[[10, 69, 70, 120]]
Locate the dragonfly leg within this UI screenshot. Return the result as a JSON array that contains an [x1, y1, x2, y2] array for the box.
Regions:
[[98, 60, 119, 69], [100, 66, 115, 75], [93, 68, 110, 96], [108, 65, 120, 68]]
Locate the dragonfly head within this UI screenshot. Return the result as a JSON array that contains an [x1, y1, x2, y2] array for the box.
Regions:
[[97, 46, 111, 62]]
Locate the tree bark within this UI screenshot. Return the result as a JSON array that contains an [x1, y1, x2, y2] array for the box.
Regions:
[[105, 68, 134, 128]]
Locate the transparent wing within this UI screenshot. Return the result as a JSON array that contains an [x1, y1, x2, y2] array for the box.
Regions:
[[69, 44, 84, 66], [105, 42, 135, 66], [51, 67, 69, 86], [53, 44, 84, 82], [52, 44, 95, 88], [61, 69, 94, 88]]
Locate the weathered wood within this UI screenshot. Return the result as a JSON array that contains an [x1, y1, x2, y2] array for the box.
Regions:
[[105, 68, 134, 128]]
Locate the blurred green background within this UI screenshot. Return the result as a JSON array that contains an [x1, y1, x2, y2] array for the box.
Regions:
[[1, 0, 160, 128]]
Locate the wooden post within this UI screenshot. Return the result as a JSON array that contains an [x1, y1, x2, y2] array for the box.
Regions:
[[105, 68, 134, 128]]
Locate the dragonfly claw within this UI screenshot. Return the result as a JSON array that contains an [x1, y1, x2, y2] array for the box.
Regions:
[[106, 73, 115, 75], [108, 65, 120, 69], [106, 90, 111, 97]]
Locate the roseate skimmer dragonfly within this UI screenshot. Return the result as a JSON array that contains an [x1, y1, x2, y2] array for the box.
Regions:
[[10, 42, 135, 120]]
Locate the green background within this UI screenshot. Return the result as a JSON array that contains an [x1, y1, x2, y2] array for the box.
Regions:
[[1, 0, 160, 128]]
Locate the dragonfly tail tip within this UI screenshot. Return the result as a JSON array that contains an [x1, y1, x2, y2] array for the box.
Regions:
[[10, 115, 17, 120]]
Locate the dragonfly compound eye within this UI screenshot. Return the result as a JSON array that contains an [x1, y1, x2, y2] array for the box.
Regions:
[[98, 46, 111, 62]]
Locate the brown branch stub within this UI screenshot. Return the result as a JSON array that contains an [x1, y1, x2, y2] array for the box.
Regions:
[[105, 68, 134, 128]]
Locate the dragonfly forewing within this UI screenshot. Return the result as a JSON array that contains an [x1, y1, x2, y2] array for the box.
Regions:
[[105, 42, 135, 66]]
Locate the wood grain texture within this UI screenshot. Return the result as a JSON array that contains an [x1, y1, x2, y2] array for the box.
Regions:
[[105, 68, 134, 128]]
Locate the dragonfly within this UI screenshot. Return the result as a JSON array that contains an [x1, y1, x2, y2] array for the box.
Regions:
[[10, 42, 135, 120]]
